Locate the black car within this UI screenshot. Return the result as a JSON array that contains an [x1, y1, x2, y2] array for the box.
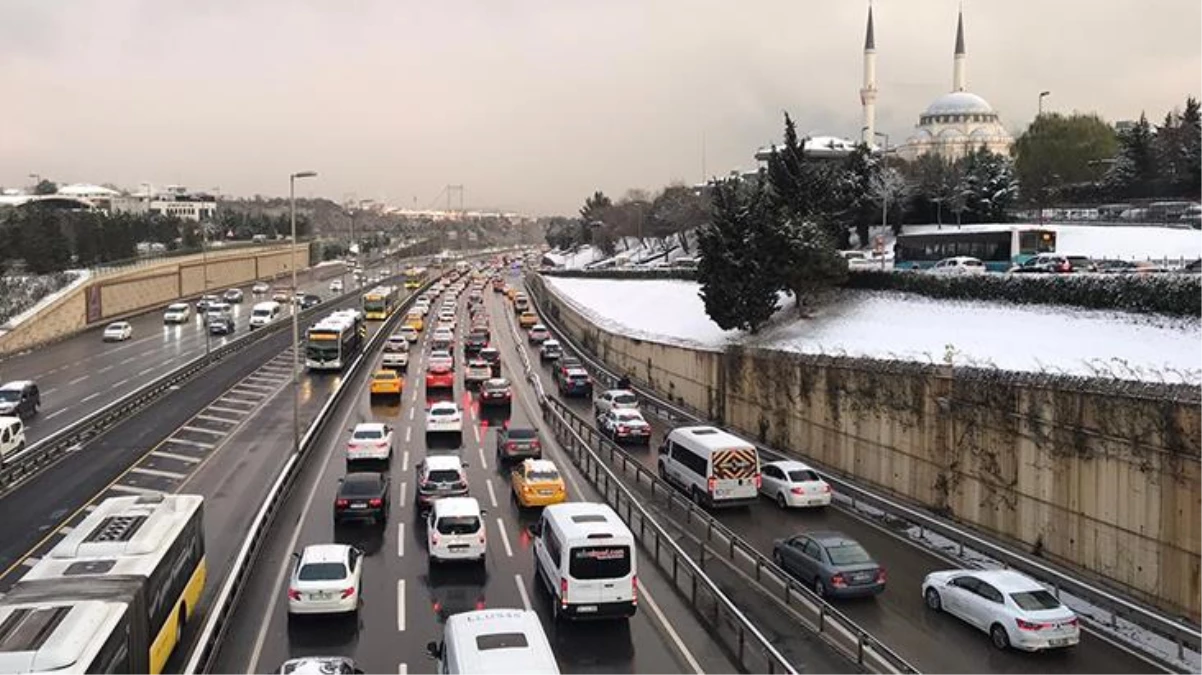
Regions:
[[334, 472, 390, 525], [478, 347, 502, 377], [299, 293, 323, 309], [479, 378, 512, 407], [208, 316, 236, 335], [464, 330, 489, 356], [496, 427, 542, 464]]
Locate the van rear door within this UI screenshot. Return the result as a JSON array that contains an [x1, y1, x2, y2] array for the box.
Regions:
[[567, 542, 633, 608], [709, 447, 760, 502]]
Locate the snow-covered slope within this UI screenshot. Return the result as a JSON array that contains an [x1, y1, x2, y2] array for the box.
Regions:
[[543, 276, 1201, 384]]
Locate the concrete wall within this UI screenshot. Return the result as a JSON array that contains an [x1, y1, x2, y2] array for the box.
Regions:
[[529, 273, 1202, 620]]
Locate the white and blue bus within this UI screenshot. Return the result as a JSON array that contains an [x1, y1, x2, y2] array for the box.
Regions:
[[306, 310, 366, 371], [893, 225, 1057, 272]]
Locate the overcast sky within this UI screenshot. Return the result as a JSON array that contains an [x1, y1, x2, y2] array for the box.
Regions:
[[1, 0, 1198, 215]]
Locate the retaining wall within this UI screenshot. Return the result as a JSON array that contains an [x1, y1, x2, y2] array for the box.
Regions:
[[528, 273, 1202, 621]]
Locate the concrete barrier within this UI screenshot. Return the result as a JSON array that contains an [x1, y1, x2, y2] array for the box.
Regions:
[[529, 272, 1202, 621]]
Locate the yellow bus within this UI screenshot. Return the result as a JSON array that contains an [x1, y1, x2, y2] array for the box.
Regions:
[[403, 266, 428, 290], [0, 494, 206, 674], [362, 285, 398, 320]]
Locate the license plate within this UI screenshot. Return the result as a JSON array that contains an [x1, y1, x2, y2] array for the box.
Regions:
[[351, 503, 366, 509], [1048, 638, 1071, 647], [575, 605, 598, 613], [853, 572, 872, 582], [538, 490, 553, 496], [450, 544, 468, 550], [312, 592, 330, 600]]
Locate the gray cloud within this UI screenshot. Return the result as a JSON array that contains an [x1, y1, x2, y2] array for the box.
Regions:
[[1, 0, 1197, 214]]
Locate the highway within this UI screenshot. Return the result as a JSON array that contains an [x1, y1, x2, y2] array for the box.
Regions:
[[514, 274, 1164, 675], [212, 268, 741, 674], [0, 260, 375, 446]]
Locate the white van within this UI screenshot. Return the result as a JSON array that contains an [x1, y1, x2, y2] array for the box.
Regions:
[[426, 609, 559, 674], [657, 426, 761, 508], [427, 497, 487, 564], [0, 416, 26, 465], [248, 301, 281, 329], [530, 502, 637, 621]]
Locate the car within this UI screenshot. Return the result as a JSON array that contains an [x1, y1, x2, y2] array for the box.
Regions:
[[298, 293, 323, 309], [426, 401, 463, 442], [594, 389, 638, 417], [479, 378, 512, 407], [759, 460, 832, 509], [427, 497, 487, 565], [272, 290, 290, 303], [432, 327, 454, 344], [329, 279, 344, 293], [511, 459, 567, 508], [464, 329, 489, 356], [922, 568, 1080, 652], [103, 321, 133, 342], [0, 416, 27, 464], [929, 256, 987, 276], [346, 422, 394, 464], [277, 656, 364, 674], [208, 315, 236, 335], [0, 381, 40, 419], [598, 408, 652, 446], [518, 311, 538, 328], [222, 288, 245, 303], [464, 358, 492, 388], [437, 311, 457, 330], [252, 281, 271, 295], [287, 544, 363, 616], [415, 455, 470, 511], [429, 349, 454, 371], [406, 313, 425, 332], [384, 333, 408, 353], [426, 365, 455, 390], [163, 302, 192, 323], [334, 472, 390, 524], [539, 339, 562, 362], [383, 347, 409, 371], [555, 366, 593, 397], [528, 324, 550, 343], [1009, 253, 1096, 274], [399, 325, 420, 343], [496, 427, 542, 465], [369, 370, 403, 399], [478, 347, 502, 376], [426, 609, 558, 675], [772, 531, 885, 599], [195, 294, 220, 311], [514, 296, 530, 313]]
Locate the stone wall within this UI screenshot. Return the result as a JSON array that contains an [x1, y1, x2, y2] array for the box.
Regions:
[[529, 273, 1202, 620]]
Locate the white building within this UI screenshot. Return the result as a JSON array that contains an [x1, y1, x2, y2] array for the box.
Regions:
[[111, 185, 216, 222]]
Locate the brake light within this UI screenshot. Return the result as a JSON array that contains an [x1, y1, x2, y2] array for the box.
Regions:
[[632, 575, 639, 605], [560, 578, 569, 607], [376, 442, 388, 449], [1058, 261, 1070, 272], [707, 476, 717, 493], [830, 573, 848, 588], [822, 484, 832, 493], [507, 442, 516, 450], [475, 599, 487, 610], [479, 532, 486, 544], [875, 568, 887, 583], [368, 498, 383, 507], [1065, 617, 1079, 627], [1016, 618, 1050, 631], [790, 487, 805, 495], [431, 533, 439, 546], [341, 587, 355, 599], [287, 588, 301, 600], [531, 439, 540, 448], [754, 473, 762, 489], [335, 499, 349, 508], [617, 425, 628, 433]]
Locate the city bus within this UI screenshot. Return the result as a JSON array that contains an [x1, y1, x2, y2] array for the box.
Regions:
[[306, 310, 366, 370], [893, 225, 1057, 272], [0, 494, 206, 674], [404, 266, 428, 290], [362, 285, 398, 320]]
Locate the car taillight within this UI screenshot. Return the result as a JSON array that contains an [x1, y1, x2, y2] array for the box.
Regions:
[[431, 533, 439, 545], [830, 573, 848, 588], [1065, 617, 1079, 627], [531, 439, 540, 447], [754, 473, 762, 489], [475, 599, 487, 610], [822, 484, 832, 493], [790, 487, 805, 495], [1016, 618, 1049, 631], [368, 498, 383, 507], [377, 442, 388, 448], [618, 425, 628, 433], [335, 499, 349, 508], [1059, 261, 1070, 272], [560, 578, 569, 607], [479, 532, 486, 544], [875, 568, 887, 583], [287, 588, 301, 600], [341, 587, 355, 599], [707, 476, 717, 493], [506, 442, 516, 450], [632, 575, 639, 605]]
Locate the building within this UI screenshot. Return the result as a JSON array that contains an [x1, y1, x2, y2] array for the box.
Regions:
[[111, 185, 216, 222], [895, 10, 1014, 161]]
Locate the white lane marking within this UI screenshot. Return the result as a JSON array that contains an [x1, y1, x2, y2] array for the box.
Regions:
[[399, 482, 407, 504], [639, 579, 705, 674], [97, 365, 113, 374], [138, 366, 154, 376], [397, 523, 405, 558], [473, 424, 481, 445], [120, 356, 137, 365], [130, 466, 187, 480], [44, 408, 69, 420], [108, 483, 164, 496], [397, 580, 406, 631], [408, 407, 414, 420], [515, 573, 532, 611], [401, 450, 410, 472], [181, 425, 226, 436], [207, 404, 248, 415], [404, 427, 411, 444], [42, 388, 57, 396], [159, 358, 175, 368], [196, 414, 239, 424], [477, 446, 487, 471], [399, 665, 407, 675], [151, 450, 201, 464], [114, 378, 130, 388], [485, 478, 498, 508], [68, 376, 87, 386], [496, 518, 513, 557], [411, 388, 418, 403], [80, 392, 101, 403], [139, 349, 155, 357]]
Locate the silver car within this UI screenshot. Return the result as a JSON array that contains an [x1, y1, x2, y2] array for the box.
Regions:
[[772, 531, 885, 599]]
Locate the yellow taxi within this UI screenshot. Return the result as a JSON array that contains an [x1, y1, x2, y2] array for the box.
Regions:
[[405, 312, 424, 332], [511, 459, 566, 508], [506, 286, 518, 301], [369, 370, 403, 399], [518, 311, 538, 329]]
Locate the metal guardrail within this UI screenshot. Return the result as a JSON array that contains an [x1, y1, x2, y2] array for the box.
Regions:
[[524, 274, 1202, 669], [500, 303, 805, 675]]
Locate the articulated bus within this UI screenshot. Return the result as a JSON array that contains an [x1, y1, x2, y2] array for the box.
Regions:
[[306, 310, 366, 370], [362, 285, 398, 320], [893, 225, 1057, 272], [403, 266, 428, 290], [0, 494, 205, 674]]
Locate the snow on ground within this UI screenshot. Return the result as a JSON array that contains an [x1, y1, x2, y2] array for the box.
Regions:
[[544, 245, 606, 270], [544, 276, 1201, 384], [0, 271, 91, 338]]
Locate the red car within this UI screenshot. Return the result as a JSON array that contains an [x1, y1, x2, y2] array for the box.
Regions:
[[425, 365, 454, 390]]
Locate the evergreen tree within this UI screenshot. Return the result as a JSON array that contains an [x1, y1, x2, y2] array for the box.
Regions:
[[1013, 112, 1118, 203], [1107, 113, 1157, 198], [578, 191, 612, 226], [1182, 97, 1202, 198], [958, 147, 1018, 223], [696, 177, 779, 333], [18, 207, 70, 273], [831, 144, 878, 247]]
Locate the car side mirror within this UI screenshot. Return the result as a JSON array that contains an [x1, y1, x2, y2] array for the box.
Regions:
[[291, 551, 300, 560], [425, 641, 441, 660], [527, 521, 542, 537]]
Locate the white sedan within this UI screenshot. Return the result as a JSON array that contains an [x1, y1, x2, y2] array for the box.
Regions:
[[346, 422, 394, 464], [428, 349, 454, 371], [759, 460, 832, 509], [103, 321, 133, 342], [929, 256, 987, 275], [287, 544, 362, 616], [922, 569, 1080, 652], [426, 401, 463, 438]]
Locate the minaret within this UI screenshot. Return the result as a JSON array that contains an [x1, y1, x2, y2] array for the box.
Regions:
[[952, 8, 966, 92], [860, 3, 877, 144]]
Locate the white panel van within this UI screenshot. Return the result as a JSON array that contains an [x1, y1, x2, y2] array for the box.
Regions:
[[530, 502, 636, 621], [426, 608, 559, 674], [657, 426, 761, 508], [249, 301, 281, 329]]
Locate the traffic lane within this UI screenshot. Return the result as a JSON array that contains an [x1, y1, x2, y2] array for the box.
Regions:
[[515, 337, 1156, 674]]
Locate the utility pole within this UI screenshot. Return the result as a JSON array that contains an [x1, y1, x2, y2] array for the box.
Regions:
[[289, 171, 318, 456]]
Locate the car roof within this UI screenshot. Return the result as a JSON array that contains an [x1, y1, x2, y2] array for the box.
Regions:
[[429, 401, 458, 411], [764, 459, 817, 473], [300, 544, 351, 564], [342, 472, 384, 486], [803, 531, 861, 547], [960, 568, 1045, 592], [353, 422, 388, 433], [0, 380, 34, 391], [484, 378, 510, 387], [542, 339, 560, 346], [432, 496, 480, 516], [611, 409, 643, 418], [522, 459, 558, 473], [604, 389, 635, 397], [424, 454, 463, 470], [530, 324, 547, 330]]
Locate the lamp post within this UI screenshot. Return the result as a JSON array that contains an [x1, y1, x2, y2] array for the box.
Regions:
[[289, 171, 318, 455], [1038, 91, 1051, 117]]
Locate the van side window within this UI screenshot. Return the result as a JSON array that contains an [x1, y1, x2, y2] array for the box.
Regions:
[[543, 523, 562, 564], [671, 444, 707, 477]]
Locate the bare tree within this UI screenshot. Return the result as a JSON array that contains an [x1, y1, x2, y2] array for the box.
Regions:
[[868, 167, 911, 236]]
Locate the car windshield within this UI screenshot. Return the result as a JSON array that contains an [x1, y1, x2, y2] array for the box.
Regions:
[[436, 516, 481, 535], [569, 373, 589, 382], [353, 428, 383, 440], [614, 411, 642, 422], [425, 469, 461, 483], [1010, 590, 1062, 611], [431, 408, 457, 416], [507, 429, 537, 440], [825, 542, 872, 565], [298, 562, 347, 581], [0, 391, 19, 402], [168, 304, 187, 311], [788, 469, 821, 482], [373, 373, 395, 381], [484, 380, 509, 391], [527, 469, 560, 482], [569, 545, 631, 580], [341, 476, 381, 496], [614, 393, 637, 405]]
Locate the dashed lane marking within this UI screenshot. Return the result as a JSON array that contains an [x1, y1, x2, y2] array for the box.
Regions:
[[114, 378, 130, 388], [207, 405, 249, 416], [130, 466, 188, 480], [496, 518, 513, 557], [515, 574, 532, 611], [477, 446, 487, 471], [399, 482, 407, 504], [397, 580, 406, 631], [235, 382, 276, 392], [80, 392, 101, 404], [165, 437, 215, 450], [485, 479, 498, 508], [397, 523, 405, 558], [138, 367, 155, 376], [404, 427, 411, 444], [67, 376, 87, 386], [401, 450, 410, 472], [97, 365, 113, 374], [109, 483, 164, 496], [43, 409, 68, 420], [150, 450, 201, 464], [20, 557, 39, 568], [180, 425, 226, 436]]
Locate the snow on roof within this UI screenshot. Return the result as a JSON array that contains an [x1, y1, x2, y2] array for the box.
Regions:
[[57, 183, 120, 197]]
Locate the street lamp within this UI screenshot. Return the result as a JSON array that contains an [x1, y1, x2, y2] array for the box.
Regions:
[[1038, 91, 1051, 116], [289, 170, 317, 455]]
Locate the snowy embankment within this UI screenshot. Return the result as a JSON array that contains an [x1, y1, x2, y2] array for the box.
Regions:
[[543, 276, 1201, 385], [0, 271, 90, 338]]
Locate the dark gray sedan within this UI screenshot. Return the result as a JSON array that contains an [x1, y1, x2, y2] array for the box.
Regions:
[[772, 531, 886, 599]]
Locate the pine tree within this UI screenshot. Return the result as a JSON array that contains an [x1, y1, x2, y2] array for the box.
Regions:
[[1107, 113, 1157, 198], [696, 177, 778, 333], [18, 207, 69, 273], [1178, 97, 1201, 198]]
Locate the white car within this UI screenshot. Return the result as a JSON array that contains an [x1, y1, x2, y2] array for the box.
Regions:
[[163, 303, 191, 324], [384, 333, 408, 353], [593, 389, 639, 417], [400, 326, 419, 343], [758, 460, 831, 508], [252, 282, 270, 294], [464, 358, 492, 387], [426, 401, 463, 437], [432, 328, 454, 344], [598, 408, 652, 446], [427, 497, 486, 564], [929, 256, 987, 276], [527, 324, 550, 343], [287, 544, 363, 616], [429, 349, 454, 371], [346, 422, 394, 464], [922, 569, 1080, 652], [329, 279, 344, 292], [102, 321, 133, 342], [382, 349, 409, 370], [414, 301, 430, 317]]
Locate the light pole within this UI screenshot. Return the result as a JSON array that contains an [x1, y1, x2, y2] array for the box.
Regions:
[[290, 171, 317, 455], [1038, 91, 1051, 117]]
